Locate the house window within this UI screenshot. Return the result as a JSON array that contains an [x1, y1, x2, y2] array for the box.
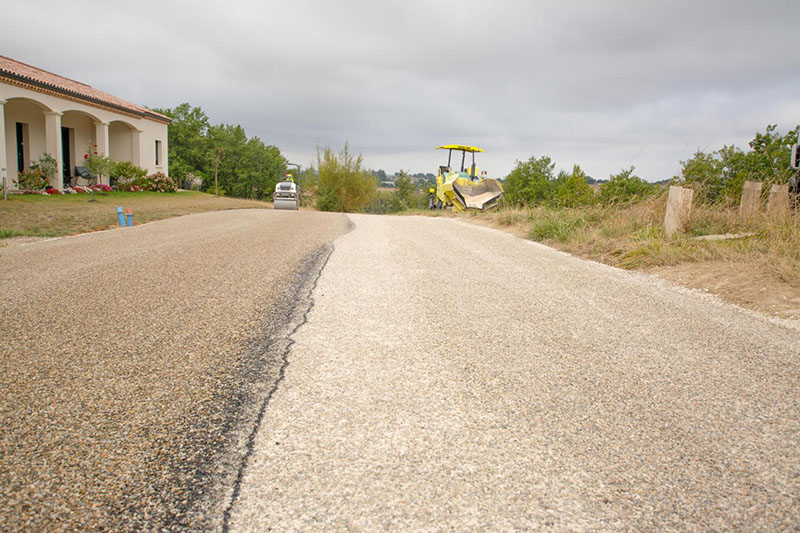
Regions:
[[155, 140, 162, 167]]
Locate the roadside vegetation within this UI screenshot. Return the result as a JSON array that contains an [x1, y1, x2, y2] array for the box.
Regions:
[[154, 103, 285, 200], [483, 124, 799, 289]]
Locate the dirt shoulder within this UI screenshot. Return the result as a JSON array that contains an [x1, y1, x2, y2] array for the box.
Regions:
[[460, 214, 799, 321]]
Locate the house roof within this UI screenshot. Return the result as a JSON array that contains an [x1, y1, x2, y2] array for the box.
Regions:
[[0, 55, 171, 123]]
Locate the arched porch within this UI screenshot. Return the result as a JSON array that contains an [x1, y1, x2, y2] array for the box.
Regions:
[[2, 97, 51, 187]]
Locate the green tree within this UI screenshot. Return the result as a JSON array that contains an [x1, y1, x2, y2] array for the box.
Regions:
[[555, 165, 596, 207], [152, 103, 210, 183], [389, 170, 415, 211], [504, 155, 558, 205], [316, 143, 376, 212], [676, 149, 724, 203], [204, 124, 285, 200], [599, 166, 657, 205], [676, 125, 798, 205]]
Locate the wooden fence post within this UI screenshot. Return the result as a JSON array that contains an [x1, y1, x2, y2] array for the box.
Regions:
[[739, 181, 762, 218], [665, 186, 694, 236]]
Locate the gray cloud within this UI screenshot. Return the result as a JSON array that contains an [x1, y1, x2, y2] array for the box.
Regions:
[[4, 0, 798, 180]]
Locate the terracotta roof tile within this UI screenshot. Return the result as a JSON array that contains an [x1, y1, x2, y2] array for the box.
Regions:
[[0, 55, 170, 123]]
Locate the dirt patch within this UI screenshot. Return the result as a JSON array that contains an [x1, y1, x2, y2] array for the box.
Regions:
[[646, 261, 799, 320]]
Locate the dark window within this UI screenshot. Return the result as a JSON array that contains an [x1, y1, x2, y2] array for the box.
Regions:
[[155, 140, 162, 166]]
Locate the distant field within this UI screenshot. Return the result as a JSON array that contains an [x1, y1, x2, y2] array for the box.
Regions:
[[0, 191, 271, 239]]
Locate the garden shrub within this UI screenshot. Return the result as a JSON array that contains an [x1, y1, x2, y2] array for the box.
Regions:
[[144, 172, 178, 192], [110, 161, 147, 186]]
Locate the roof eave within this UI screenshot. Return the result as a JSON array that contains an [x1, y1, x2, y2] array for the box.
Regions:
[[0, 70, 171, 124]]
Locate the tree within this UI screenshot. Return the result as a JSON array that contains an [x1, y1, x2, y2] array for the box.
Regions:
[[555, 165, 596, 207], [675, 125, 799, 205], [389, 170, 416, 211], [504, 155, 558, 205], [316, 143, 376, 212], [599, 166, 657, 205], [152, 103, 210, 183]]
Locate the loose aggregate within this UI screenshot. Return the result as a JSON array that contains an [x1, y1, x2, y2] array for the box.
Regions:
[[230, 214, 800, 531], [0, 209, 350, 531]]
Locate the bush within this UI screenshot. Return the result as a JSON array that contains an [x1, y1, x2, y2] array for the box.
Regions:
[[504, 155, 558, 205], [554, 165, 596, 207], [143, 172, 178, 193], [316, 144, 376, 212], [675, 124, 798, 205], [110, 161, 147, 184], [17, 168, 46, 191], [599, 167, 658, 205], [17, 153, 58, 191]]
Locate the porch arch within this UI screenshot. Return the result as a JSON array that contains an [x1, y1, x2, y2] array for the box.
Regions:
[[61, 110, 103, 185], [109, 120, 136, 164], [3, 97, 52, 181]]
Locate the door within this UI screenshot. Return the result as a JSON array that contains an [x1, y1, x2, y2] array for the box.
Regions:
[[61, 127, 71, 183], [16, 122, 25, 172]]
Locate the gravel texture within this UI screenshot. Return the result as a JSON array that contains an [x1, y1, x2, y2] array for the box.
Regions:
[[0, 209, 350, 531], [230, 214, 800, 531]]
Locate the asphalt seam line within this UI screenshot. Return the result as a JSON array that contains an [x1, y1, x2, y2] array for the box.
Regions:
[[220, 242, 337, 532]]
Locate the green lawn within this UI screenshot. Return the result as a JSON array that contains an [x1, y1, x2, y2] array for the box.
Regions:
[[0, 191, 272, 239]]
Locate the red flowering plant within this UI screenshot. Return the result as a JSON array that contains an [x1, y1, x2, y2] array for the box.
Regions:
[[17, 153, 57, 191], [83, 144, 110, 200]]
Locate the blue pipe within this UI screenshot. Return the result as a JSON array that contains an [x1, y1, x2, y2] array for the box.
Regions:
[[117, 206, 126, 227], [126, 209, 133, 227]]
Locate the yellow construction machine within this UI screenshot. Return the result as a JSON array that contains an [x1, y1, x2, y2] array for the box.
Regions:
[[429, 145, 503, 211]]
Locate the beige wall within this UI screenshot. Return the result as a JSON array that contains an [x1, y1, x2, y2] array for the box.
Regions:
[[1, 81, 168, 190], [109, 121, 133, 163]]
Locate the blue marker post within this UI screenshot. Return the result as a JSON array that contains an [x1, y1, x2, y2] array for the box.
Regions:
[[116, 206, 126, 227], [126, 209, 133, 227]]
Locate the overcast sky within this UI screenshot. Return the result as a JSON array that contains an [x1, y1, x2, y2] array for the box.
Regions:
[[3, 0, 799, 181]]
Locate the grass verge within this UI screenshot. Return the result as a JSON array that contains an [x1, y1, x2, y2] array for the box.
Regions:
[[461, 195, 799, 289], [0, 191, 271, 239]]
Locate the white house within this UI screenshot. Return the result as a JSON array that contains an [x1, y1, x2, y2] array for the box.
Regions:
[[0, 55, 170, 190]]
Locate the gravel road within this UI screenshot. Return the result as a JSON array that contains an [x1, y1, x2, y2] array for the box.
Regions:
[[230, 214, 800, 531], [0, 209, 350, 531]]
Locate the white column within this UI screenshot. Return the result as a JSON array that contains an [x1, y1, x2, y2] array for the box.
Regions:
[[94, 121, 109, 184], [44, 111, 64, 189], [162, 133, 169, 177], [132, 129, 142, 167], [0, 99, 7, 194]]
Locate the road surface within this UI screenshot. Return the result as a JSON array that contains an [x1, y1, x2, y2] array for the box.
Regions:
[[228, 214, 800, 531], [1, 210, 798, 531], [0, 209, 350, 531]]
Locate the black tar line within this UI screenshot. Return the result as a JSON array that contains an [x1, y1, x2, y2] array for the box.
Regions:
[[221, 243, 337, 532]]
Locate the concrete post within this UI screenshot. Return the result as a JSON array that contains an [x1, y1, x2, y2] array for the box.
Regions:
[[739, 181, 762, 218], [664, 186, 694, 236], [44, 111, 64, 189], [0, 99, 7, 196], [94, 121, 109, 185], [767, 184, 790, 217]]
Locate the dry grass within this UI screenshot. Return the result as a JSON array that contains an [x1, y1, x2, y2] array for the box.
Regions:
[[0, 191, 271, 239], [468, 195, 799, 288]]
